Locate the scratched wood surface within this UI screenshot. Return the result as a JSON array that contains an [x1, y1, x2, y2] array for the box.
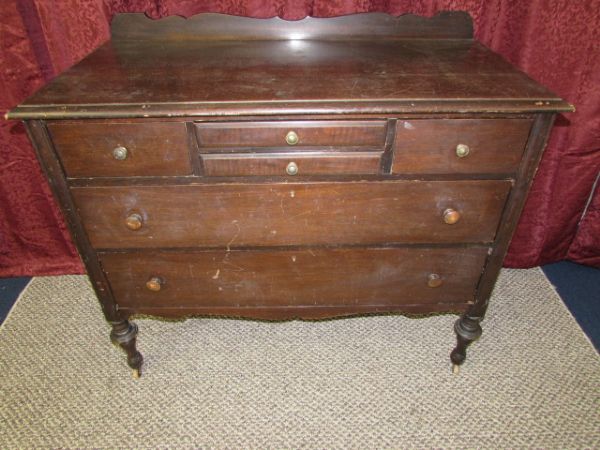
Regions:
[[392, 118, 533, 174], [195, 120, 388, 149], [16, 40, 562, 111], [8, 13, 571, 119], [99, 246, 489, 309], [71, 180, 511, 249], [48, 121, 191, 177], [111, 11, 475, 41], [201, 152, 383, 176], [9, 13, 571, 373]]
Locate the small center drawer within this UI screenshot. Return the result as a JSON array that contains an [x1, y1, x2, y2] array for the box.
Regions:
[[194, 120, 388, 149], [47, 121, 191, 177], [201, 152, 382, 176]]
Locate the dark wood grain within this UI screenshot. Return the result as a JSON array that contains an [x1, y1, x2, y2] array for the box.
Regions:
[[71, 180, 511, 249], [448, 113, 556, 369], [195, 120, 387, 149], [201, 152, 382, 176], [66, 172, 517, 187], [111, 12, 474, 41], [472, 113, 557, 315], [8, 38, 572, 120], [391, 118, 533, 174], [380, 118, 398, 173], [24, 121, 120, 322], [110, 320, 143, 376], [9, 13, 571, 373], [48, 121, 191, 177], [8, 100, 572, 120], [99, 246, 489, 309]]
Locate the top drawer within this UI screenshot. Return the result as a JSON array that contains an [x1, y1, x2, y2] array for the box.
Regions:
[[391, 119, 533, 174], [48, 121, 191, 177], [194, 120, 388, 150]]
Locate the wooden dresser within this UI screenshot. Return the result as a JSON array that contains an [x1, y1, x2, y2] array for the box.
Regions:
[[8, 12, 572, 377]]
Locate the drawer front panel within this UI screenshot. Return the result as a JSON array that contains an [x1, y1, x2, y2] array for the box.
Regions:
[[72, 180, 511, 249], [195, 120, 388, 149], [392, 119, 532, 174], [48, 121, 191, 177], [100, 247, 489, 308], [202, 152, 382, 176]]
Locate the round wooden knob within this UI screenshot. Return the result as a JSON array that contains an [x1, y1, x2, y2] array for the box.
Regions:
[[427, 273, 443, 288], [125, 213, 143, 231], [112, 146, 128, 160], [285, 130, 299, 145], [455, 143, 470, 158], [286, 161, 298, 176], [443, 208, 461, 225], [146, 276, 163, 292]]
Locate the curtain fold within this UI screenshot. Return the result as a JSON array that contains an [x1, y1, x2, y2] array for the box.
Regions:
[[1, 0, 598, 276]]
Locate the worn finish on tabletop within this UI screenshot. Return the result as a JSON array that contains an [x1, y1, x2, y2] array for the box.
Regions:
[[111, 11, 475, 41], [7, 14, 572, 120], [8, 12, 571, 375]]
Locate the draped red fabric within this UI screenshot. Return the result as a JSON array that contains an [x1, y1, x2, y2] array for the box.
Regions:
[[1, 0, 599, 276]]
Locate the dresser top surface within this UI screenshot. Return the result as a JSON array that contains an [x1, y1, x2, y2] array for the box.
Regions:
[[9, 12, 572, 119]]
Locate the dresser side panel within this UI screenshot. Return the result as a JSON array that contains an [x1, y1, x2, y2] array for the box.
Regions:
[[473, 113, 557, 314], [23, 120, 120, 322]]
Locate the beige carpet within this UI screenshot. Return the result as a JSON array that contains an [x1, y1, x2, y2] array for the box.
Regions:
[[0, 269, 598, 448]]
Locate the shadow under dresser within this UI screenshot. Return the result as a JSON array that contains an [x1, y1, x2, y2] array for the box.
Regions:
[[7, 11, 573, 377]]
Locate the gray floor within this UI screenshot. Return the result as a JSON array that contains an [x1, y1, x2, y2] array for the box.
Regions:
[[1, 269, 599, 448]]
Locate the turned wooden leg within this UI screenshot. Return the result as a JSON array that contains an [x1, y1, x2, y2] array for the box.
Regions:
[[450, 315, 482, 374], [110, 320, 143, 378]]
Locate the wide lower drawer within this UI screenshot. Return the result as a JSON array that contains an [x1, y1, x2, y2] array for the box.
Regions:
[[392, 119, 532, 174], [100, 247, 489, 309], [194, 120, 388, 149], [201, 151, 382, 176], [47, 121, 191, 177], [72, 180, 511, 249]]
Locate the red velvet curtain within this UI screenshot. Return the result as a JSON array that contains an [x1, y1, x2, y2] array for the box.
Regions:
[[1, 0, 599, 276]]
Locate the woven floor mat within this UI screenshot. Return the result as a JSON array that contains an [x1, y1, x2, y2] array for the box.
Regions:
[[0, 268, 598, 448]]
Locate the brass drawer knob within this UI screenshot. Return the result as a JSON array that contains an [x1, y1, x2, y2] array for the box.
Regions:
[[455, 143, 470, 158], [427, 273, 443, 288], [112, 146, 128, 160], [443, 208, 461, 224], [285, 130, 299, 146], [125, 213, 143, 231], [146, 276, 163, 292], [286, 161, 299, 176]]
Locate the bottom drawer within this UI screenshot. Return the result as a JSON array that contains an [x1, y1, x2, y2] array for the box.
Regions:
[[100, 247, 489, 310]]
